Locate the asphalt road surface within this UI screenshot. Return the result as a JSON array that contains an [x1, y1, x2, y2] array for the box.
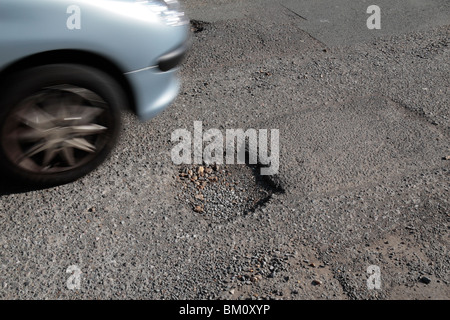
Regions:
[[0, 0, 449, 300]]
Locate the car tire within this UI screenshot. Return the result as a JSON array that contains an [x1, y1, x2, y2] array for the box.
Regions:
[[0, 64, 124, 187]]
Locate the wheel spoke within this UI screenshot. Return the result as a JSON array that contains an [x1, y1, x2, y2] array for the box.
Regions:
[[65, 138, 96, 153], [49, 85, 101, 103], [9, 127, 46, 142], [18, 141, 53, 163], [70, 124, 107, 136], [42, 147, 59, 167], [77, 107, 105, 123], [61, 146, 76, 166], [16, 103, 56, 130]]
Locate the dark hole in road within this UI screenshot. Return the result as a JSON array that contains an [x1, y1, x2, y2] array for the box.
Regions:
[[175, 154, 284, 223], [190, 20, 210, 33]]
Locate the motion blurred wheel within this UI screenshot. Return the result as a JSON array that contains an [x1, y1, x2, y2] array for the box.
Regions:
[[0, 64, 123, 186]]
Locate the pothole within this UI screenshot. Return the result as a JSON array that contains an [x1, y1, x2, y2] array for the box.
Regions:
[[175, 162, 284, 222], [190, 20, 210, 33]]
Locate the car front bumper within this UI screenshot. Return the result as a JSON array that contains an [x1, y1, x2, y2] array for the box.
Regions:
[[125, 37, 190, 121], [125, 66, 181, 121]]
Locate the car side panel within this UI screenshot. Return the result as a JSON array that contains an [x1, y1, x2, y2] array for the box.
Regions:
[[0, 0, 190, 73]]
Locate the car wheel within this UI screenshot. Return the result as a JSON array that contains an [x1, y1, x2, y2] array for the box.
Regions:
[[0, 64, 124, 187]]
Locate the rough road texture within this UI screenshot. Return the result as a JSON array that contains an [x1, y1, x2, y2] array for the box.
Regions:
[[0, 1, 448, 299]]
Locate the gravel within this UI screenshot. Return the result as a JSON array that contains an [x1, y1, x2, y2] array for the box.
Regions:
[[176, 163, 282, 223]]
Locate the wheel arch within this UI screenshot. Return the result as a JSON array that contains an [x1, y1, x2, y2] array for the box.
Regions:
[[0, 49, 136, 113]]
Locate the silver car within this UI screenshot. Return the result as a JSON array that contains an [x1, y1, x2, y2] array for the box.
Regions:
[[0, 0, 190, 186]]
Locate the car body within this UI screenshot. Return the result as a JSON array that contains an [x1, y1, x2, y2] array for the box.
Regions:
[[0, 0, 190, 186]]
